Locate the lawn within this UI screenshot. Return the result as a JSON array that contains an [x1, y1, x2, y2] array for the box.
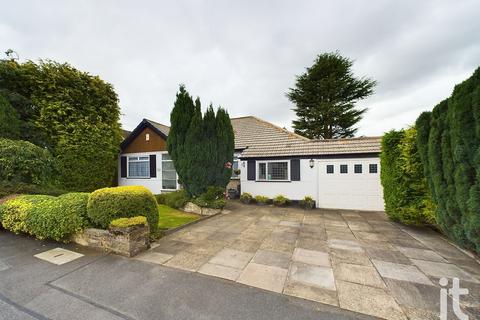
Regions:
[[157, 204, 200, 230]]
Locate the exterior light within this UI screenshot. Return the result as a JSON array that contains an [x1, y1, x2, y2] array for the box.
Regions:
[[309, 159, 314, 168]]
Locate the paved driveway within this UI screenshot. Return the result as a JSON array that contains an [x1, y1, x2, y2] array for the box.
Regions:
[[138, 201, 480, 320]]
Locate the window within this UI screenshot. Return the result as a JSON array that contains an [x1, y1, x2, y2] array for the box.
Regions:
[[369, 163, 378, 174], [340, 164, 348, 174], [128, 156, 149, 178], [162, 153, 177, 189], [326, 165, 334, 174], [231, 156, 240, 179], [257, 161, 289, 181], [354, 164, 362, 174]]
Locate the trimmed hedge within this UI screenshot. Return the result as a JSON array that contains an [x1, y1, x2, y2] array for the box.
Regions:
[[0, 138, 56, 185], [164, 190, 189, 209], [380, 128, 436, 225], [110, 216, 147, 228], [1, 193, 88, 241], [87, 186, 158, 233], [416, 67, 480, 253]]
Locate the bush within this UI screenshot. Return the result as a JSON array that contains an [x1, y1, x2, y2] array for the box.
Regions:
[[87, 186, 158, 233], [415, 67, 480, 253], [273, 195, 291, 206], [0, 181, 68, 199], [155, 193, 167, 205], [254, 195, 270, 205], [26, 194, 87, 241], [240, 192, 253, 204], [0, 94, 21, 139], [0, 138, 56, 185], [193, 186, 226, 208], [163, 190, 189, 209], [110, 216, 147, 228], [380, 128, 436, 225], [1, 195, 54, 234], [300, 196, 315, 209]]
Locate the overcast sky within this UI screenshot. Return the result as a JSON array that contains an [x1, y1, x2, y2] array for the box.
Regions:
[[1, 0, 479, 136]]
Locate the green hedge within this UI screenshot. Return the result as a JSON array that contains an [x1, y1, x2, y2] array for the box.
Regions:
[[416, 67, 480, 253], [0, 138, 56, 185], [87, 186, 158, 233], [380, 128, 436, 225], [163, 190, 189, 209], [1, 193, 88, 241]]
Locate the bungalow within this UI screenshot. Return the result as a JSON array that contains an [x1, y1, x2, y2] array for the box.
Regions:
[[119, 116, 384, 211]]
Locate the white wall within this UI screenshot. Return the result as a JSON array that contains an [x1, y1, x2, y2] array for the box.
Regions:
[[240, 157, 385, 211], [118, 151, 177, 194]]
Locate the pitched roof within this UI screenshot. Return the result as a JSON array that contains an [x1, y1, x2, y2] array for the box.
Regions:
[[239, 136, 382, 158], [230, 116, 309, 150], [144, 119, 170, 136]]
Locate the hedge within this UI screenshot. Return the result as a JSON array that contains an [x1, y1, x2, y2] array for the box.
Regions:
[[380, 128, 436, 225], [87, 186, 158, 233], [416, 67, 480, 253], [110, 216, 147, 229], [1, 193, 87, 241], [0, 138, 56, 186]]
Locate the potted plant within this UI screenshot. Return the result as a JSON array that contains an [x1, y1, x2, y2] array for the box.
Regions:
[[254, 195, 270, 206], [273, 195, 291, 207], [240, 192, 253, 204], [300, 196, 315, 210]]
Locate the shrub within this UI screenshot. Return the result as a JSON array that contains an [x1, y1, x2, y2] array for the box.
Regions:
[[415, 67, 480, 253], [193, 186, 226, 208], [87, 186, 158, 233], [155, 193, 167, 205], [58, 192, 90, 227], [1, 195, 54, 234], [240, 192, 253, 204], [163, 190, 189, 209], [0, 94, 21, 139], [26, 196, 86, 241], [0, 181, 68, 199], [300, 196, 315, 209], [0, 138, 56, 185], [110, 216, 147, 228], [273, 195, 291, 207], [380, 128, 436, 225], [254, 195, 270, 205]]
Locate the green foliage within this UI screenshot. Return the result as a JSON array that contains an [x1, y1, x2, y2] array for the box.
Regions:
[[155, 193, 167, 205], [380, 128, 436, 225], [415, 67, 480, 253], [254, 195, 270, 204], [0, 181, 68, 199], [87, 186, 158, 233], [0, 138, 56, 185], [26, 194, 87, 241], [0, 94, 21, 139], [157, 204, 199, 230], [193, 186, 226, 208], [0, 60, 122, 192], [299, 196, 315, 209], [240, 192, 253, 204], [167, 86, 234, 197], [273, 195, 291, 206], [288, 52, 376, 139], [163, 190, 189, 209], [1, 195, 55, 234], [110, 216, 147, 229]]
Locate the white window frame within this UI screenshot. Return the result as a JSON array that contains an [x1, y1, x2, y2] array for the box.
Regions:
[[231, 155, 240, 180], [256, 160, 290, 182], [160, 152, 178, 190], [127, 156, 150, 179]]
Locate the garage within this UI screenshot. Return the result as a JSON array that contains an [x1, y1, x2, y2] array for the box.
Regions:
[[316, 158, 384, 211]]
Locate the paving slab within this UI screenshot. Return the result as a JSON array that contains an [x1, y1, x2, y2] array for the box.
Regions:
[[237, 263, 288, 293], [153, 239, 192, 255], [292, 248, 331, 267], [260, 237, 296, 254], [163, 251, 212, 272], [372, 260, 433, 285], [328, 239, 363, 252], [353, 231, 386, 242], [279, 221, 301, 228], [327, 231, 357, 241], [411, 259, 480, 283], [289, 262, 336, 290], [333, 263, 385, 288], [184, 240, 225, 256], [198, 262, 242, 281], [336, 280, 407, 320], [365, 248, 411, 264], [296, 237, 329, 252], [252, 249, 291, 269], [34, 248, 84, 265], [330, 248, 372, 266], [283, 281, 339, 306], [208, 248, 254, 269], [227, 239, 262, 253], [396, 246, 447, 262]]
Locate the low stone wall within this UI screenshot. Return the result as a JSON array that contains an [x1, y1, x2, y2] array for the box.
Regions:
[[183, 202, 222, 216], [72, 224, 150, 257]]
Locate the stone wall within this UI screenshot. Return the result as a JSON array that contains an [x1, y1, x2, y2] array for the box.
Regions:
[[72, 224, 150, 257], [183, 202, 222, 216]]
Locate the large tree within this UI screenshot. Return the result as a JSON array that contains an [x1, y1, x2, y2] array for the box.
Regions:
[[0, 59, 122, 191], [167, 86, 234, 197], [287, 52, 376, 139]]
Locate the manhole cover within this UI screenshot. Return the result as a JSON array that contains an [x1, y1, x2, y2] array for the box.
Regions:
[[34, 248, 84, 265]]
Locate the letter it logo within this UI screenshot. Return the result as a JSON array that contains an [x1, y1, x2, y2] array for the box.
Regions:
[[439, 277, 469, 320]]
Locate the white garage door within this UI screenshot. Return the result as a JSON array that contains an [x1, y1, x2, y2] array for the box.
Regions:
[[317, 158, 384, 211]]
